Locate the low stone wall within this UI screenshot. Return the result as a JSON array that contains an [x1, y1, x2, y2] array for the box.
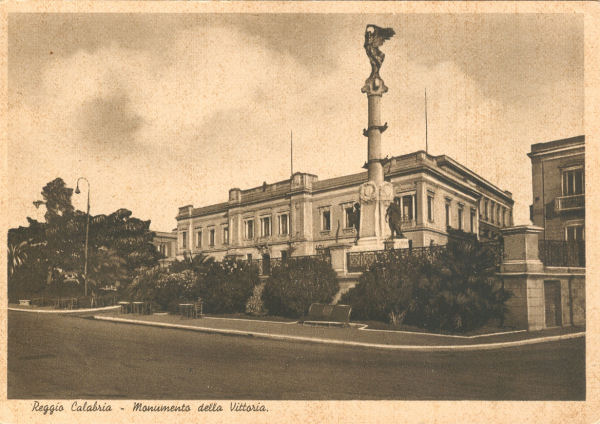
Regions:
[[502, 278, 528, 329], [499, 267, 585, 330]]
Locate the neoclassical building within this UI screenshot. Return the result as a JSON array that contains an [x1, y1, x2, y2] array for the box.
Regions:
[[175, 150, 513, 264]]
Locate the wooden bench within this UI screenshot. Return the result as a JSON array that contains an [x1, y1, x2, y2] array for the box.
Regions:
[[302, 303, 352, 327]]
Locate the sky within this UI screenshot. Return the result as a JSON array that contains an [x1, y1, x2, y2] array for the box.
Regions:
[[7, 13, 583, 231]]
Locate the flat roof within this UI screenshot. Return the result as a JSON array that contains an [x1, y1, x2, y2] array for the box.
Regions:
[[530, 135, 585, 154]]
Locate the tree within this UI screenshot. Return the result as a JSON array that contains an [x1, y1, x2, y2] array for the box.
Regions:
[[8, 178, 161, 299], [7, 241, 28, 278], [34, 178, 75, 224], [86, 247, 128, 293], [425, 237, 508, 331], [87, 209, 161, 281]]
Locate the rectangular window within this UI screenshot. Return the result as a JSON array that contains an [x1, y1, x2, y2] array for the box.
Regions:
[[470, 209, 476, 233], [344, 206, 354, 229], [402, 194, 414, 220], [566, 225, 584, 241], [281, 250, 288, 261], [209, 228, 215, 247], [563, 168, 584, 196], [427, 195, 434, 222], [182, 231, 188, 249], [458, 207, 463, 230], [445, 202, 451, 228], [497, 207, 501, 226], [490, 202, 495, 223], [244, 219, 254, 240], [247, 253, 252, 262], [260, 216, 271, 237], [196, 230, 202, 248], [321, 208, 331, 231], [484, 199, 489, 220], [278, 213, 289, 235], [222, 225, 229, 245]]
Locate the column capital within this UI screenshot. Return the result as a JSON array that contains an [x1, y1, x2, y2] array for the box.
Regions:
[[361, 77, 388, 96]]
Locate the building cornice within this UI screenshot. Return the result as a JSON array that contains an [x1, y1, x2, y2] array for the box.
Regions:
[[177, 150, 514, 221]]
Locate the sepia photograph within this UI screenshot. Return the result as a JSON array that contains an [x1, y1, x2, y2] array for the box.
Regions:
[[2, 2, 595, 421]]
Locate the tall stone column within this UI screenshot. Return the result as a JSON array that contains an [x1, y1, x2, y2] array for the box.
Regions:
[[354, 25, 396, 251]]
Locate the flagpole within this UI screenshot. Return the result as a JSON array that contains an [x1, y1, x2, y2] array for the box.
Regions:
[[425, 88, 428, 154]]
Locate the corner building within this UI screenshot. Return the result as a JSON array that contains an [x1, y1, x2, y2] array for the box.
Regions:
[[528, 135, 585, 241], [175, 150, 513, 263]]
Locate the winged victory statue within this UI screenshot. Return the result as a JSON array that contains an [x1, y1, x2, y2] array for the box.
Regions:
[[362, 25, 395, 93]]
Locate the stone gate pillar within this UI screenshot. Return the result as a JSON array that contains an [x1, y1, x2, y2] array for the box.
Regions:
[[499, 225, 545, 330]]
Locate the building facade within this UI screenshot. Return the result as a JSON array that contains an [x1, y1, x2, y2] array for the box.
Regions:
[[528, 135, 585, 241], [152, 230, 177, 261], [175, 150, 513, 262]]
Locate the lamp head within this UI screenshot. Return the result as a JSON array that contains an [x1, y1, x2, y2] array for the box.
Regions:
[[75, 184, 80, 194]]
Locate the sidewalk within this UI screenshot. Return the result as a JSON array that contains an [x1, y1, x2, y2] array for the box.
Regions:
[[93, 311, 585, 351]]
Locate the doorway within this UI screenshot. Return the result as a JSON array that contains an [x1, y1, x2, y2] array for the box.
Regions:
[[544, 280, 562, 327]]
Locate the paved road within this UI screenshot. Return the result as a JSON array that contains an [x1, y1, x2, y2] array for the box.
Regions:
[[8, 311, 585, 400]]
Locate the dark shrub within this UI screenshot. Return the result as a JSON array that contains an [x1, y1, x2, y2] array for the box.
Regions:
[[8, 270, 47, 302], [198, 259, 260, 314], [127, 267, 164, 302], [262, 257, 339, 318], [154, 270, 198, 312], [341, 238, 509, 332], [127, 267, 197, 312], [42, 279, 84, 298], [340, 253, 427, 323], [424, 238, 509, 331]]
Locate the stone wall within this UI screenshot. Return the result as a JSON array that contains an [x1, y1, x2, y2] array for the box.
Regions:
[[498, 226, 585, 330]]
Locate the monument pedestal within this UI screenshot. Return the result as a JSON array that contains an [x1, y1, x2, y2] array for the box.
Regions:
[[384, 238, 410, 250], [351, 180, 394, 252]]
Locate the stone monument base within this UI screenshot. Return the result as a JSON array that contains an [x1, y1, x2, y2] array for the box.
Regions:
[[351, 236, 385, 252], [384, 238, 410, 250]]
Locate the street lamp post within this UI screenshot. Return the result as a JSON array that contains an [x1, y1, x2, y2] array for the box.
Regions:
[[75, 177, 90, 297]]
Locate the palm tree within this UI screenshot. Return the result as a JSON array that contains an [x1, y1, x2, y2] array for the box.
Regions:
[[86, 247, 127, 296], [8, 241, 28, 278]]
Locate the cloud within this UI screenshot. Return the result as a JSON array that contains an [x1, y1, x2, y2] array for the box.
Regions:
[[78, 92, 144, 148], [7, 16, 583, 231]]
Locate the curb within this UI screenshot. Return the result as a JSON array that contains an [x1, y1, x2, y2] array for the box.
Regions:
[[8, 305, 120, 314], [357, 326, 528, 339], [92, 315, 585, 352]]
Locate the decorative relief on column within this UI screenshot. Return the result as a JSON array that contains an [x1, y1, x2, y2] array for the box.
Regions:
[[380, 182, 394, 203], [359, 182, 378, 203]]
